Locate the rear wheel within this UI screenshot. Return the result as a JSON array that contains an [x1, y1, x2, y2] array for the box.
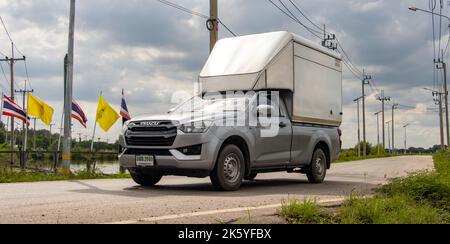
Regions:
[[210, 145, 245, 191], [130, 170, 163, 187], [306, 148, 327, 184]]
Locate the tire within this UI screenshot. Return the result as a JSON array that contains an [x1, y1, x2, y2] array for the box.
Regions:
[[130, 170, 163, 187], [306, 148, 327, 184], [210, 145, 245, 191], [244, 173, 258, 181]]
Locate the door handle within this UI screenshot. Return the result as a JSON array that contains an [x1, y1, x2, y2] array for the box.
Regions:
[[279, 122, 287, 128]]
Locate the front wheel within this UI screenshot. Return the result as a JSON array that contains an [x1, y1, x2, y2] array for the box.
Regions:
[[210, 145, 245, 191], [130, 170, 163, 187], [306, 148, 327, 184]]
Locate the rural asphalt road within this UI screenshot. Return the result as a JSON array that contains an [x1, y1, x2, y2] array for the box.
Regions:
[[0, 156, 434, 224]]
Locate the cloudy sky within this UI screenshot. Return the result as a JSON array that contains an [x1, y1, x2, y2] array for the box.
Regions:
[[0, 0, 447, 148]]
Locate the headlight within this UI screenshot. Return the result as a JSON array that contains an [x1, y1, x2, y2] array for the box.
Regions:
[[121, 121, 130, 134], [179, 121, 213, 133]]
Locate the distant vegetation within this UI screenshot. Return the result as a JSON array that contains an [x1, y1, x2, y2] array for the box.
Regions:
[[0, 123, 118, 152], [337, 142, 439, 163], [281, 150, 450, 224]]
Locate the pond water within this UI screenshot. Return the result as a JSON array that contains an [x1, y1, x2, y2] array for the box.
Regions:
[[22, 159, 122, 174]]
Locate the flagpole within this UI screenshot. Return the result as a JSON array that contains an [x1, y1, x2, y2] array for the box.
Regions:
[[0, 92, 4, 123], [57, 111, 64, 152], [91, 91, 102, 152]]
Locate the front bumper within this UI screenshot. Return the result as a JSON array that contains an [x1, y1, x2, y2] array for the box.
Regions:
[[119, 129, 222, 172]]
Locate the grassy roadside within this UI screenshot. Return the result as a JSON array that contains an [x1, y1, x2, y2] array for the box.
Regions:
[[336, 153, 400, 163], [0, 166, 130, 184], [281, 151, 450, 224]]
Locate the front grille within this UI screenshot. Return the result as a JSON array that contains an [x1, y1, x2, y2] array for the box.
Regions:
[[126, 121, 177, 147], [125, 148, 172, 156]]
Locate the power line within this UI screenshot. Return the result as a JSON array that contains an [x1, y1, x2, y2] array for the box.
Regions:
[[23, 60, 32, 90], [287, 0, 323, 32], [342, 59, 362, 80], [218, 19, 236, 37], [156, 0, 208, 19], [155, 0, 237, 37], [0, 62, 10, 93], [267, 0, 323, 39], [0, 15, 25, 57]]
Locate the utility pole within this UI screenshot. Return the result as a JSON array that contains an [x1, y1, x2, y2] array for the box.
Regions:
[[354, 96, 364, 157], [31, 118, 37, 150], [0, 43, 26, 163], [386, 120, 392, 153], [437, 92, 446, 149], [362, 71, 371, 156], [374, 111, 382, 154], [436, 56, 450, 147], [391, 103, 399, 154], [15, 80, 34, 151], [209, 0, 218, 53], [403, 123, 411, 154], [426, 88, 445, 149], [63, 0, 76, 174], [377, 90, 391, 152], [49, 123, 55, 147]]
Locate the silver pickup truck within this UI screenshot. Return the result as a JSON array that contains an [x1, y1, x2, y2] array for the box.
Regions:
[[119, 91, 341, 191], [119, 31, 343, 191]]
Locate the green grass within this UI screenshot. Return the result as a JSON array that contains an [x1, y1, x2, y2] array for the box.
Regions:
[[280, 199, 330, 224], [0, 166, 130, 184], [338, 195, 449, 224], [281, 151, 450, 224]]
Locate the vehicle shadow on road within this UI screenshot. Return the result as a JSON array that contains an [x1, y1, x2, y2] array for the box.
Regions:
[[68, 178, 380, 199]]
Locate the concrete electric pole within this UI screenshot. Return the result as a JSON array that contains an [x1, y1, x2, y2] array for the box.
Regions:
[[391, 103, 399, 154], [15, 80, 33, 151], [435, 57, 450, 147], [374, 111, 382, 154], [354, 96, 364, 157], [0, 43, 26, 163], [31, 118, 37, 150], [377, 90, 391, 152], [361, 72, 371, 156], [386, 120, 392, 153], [63, 0, 76, 174], [403, 123, 411, 154], [426, 88, 446, 149], [209, 0, 218, 53]]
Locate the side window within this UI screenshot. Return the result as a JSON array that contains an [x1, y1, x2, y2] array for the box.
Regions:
[[257, 92, 286, 118]]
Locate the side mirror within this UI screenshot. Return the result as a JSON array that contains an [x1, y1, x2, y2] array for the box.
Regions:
[[257, 104, 275, 118]]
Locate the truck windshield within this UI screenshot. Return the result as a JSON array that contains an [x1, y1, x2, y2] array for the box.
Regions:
[[172, 95, 250, 114]]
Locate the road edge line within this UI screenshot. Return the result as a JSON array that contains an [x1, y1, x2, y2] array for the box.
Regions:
[[104, 197, 346, 224]]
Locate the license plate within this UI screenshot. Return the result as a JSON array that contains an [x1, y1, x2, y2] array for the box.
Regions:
[[136, 155, 155, 167]]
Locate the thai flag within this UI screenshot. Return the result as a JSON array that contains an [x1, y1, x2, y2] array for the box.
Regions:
[[1, 95, 30, 126], [120, 90, 131, 123], [72, 100, 88, 128]]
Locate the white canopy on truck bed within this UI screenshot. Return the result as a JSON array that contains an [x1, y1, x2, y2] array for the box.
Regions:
[[199, 31, 343, 126]]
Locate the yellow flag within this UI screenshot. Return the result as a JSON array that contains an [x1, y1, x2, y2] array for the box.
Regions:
[[96, 95, 120, 132], [28, 94, 54, 126]]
